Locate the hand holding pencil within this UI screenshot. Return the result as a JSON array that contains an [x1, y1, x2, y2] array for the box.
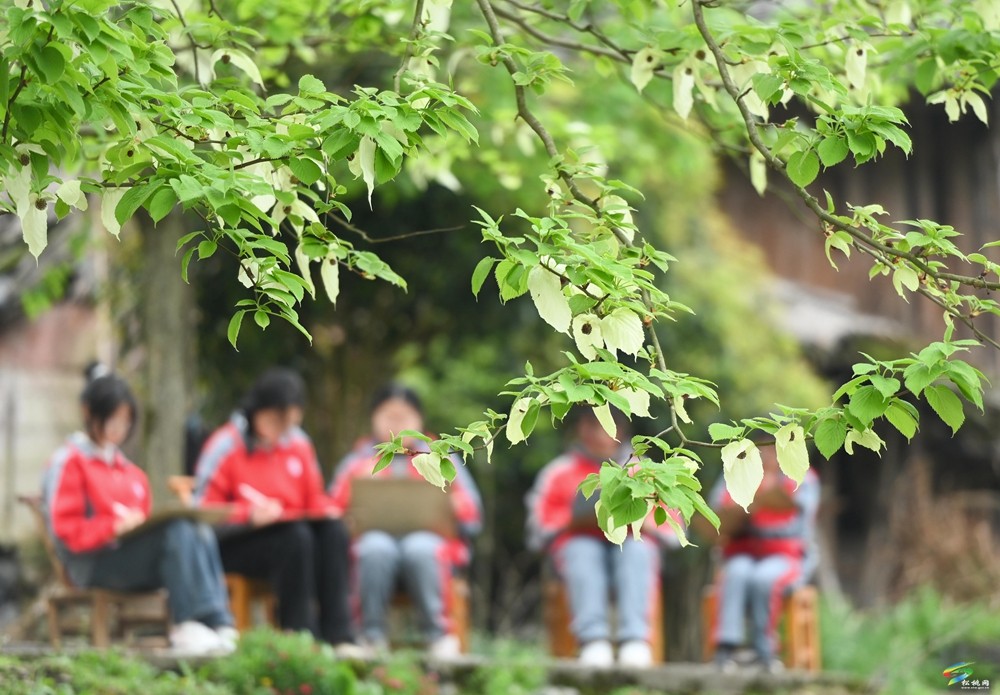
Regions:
[[112, 502, 147, 537], [240, 484, 284, 527]]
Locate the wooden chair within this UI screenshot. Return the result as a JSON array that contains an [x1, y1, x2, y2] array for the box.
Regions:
[[701, 582, 821, 671], [385, 574, 471, 652], [167, 475, 277, 631], [18, 495, 171, 648], [543, 577, 665, 663]]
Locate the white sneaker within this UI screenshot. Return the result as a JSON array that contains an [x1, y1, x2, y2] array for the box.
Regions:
[[332, 642, 370, 660], [215, 626, 239, 652], [578, 639, 614, 668], [617, 640, 653, 668], [427, 634, 462, 660], [169, 621, 226, 655]]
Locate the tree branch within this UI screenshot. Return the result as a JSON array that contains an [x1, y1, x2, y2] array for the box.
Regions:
[[477, 0, 695, 440], [393, 0, 427, 93], [691, 0, 1000, 348], [325, 212, 466, 244], [493, 6, 625, 61], [170, 0, 201, 85], [1, 64, 27, 144]]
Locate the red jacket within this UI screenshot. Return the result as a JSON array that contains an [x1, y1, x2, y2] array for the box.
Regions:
[[42, 433, 152, 555], [709, 468, 820, 560], [526, 448, 682, 553], [328, 438, 483, 565], [194, 415, 336, 523]]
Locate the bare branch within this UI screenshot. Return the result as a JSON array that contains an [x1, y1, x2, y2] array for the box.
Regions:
[[393, 0, 427, 93], [170, 0, 201, 85], [325, 212, 466, 244]]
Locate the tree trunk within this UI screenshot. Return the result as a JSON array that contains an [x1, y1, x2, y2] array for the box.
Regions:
[[138, 212, 193, 503]]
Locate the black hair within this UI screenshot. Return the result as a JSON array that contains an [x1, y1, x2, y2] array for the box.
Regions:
[[80, 373, 137, 442], [241, 368, 306, 424], [369, 383, 423, 416]]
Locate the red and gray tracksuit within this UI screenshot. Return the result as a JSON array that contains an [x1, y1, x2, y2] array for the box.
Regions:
[[42, 432, 232, 626], [328, 439, 483, 643], [709, 469, 820, 661], [525, 447, 681, 645], [193, 414, 352, 643]]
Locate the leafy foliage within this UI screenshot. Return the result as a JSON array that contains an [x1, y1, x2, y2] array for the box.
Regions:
[[3, 0, 999, 539]]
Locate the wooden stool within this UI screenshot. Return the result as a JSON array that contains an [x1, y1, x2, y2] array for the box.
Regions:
[[19, 495, 171, 648], [167, 476, 279, 631], [386, 576, 470, 652], [701, 583, 821, 671], [225, 573, 277, 631], [543, 579, 665, 663]]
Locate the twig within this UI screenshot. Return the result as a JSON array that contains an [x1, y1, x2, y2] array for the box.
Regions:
[[2, 65, 27, 144], [493, 6, 625, 61], [170, 0, 200, 85], [325, 212, 465, 244], [393, 0, 427, 93]]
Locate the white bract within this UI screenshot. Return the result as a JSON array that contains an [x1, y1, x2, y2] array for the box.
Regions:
[[630, 47, 662, 93], [321, 254, 340, 305], [721, 439, 763, 511], [844, 428, 885, 455], [673, 61, 696, 120], [774, 423, 809, 486], [601, 308, 644, 356], [101, 188, 127, 238], [527, 265, 571, 334], [618, 388, 651, 418], [412, 452, 446, 489], [211, 49, 264, 87], [593, 402, 618, 441], [505, 397, 534, 445], [572, 313, 604, 359]]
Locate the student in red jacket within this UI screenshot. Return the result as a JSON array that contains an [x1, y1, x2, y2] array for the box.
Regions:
[[194, 368, 354, 648], [328, 384, 483, 659], [526, 407, 680, 668], [708, 443, 820, 672], [42, 372, 235, 655]]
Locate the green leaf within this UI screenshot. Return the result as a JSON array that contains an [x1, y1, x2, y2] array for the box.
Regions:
[[814, 418, 847, 459], [847, 385, 888, 426], [36, 45, 66, 84], [288, 157, 323, 185], [924, 385, 965, 434], [298, 74, 326, 94], [884, 401, 917, 440], [197, 240, 218, 260], [817, 137, 849, 167], [521, 398, 541, 439], [708, 422, 742, 442], [903, 361, 943, 397], [579, 473, 600, 499], [869, 374, 901, 399], [471, 256, 496, 297], [227, 310, 246, 350], [786, 150, 820, 187], [653, 505, 667, 526], [253, 310, 270, 329], [147, 186, 178, 224], [115, 183, 160, 226]]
